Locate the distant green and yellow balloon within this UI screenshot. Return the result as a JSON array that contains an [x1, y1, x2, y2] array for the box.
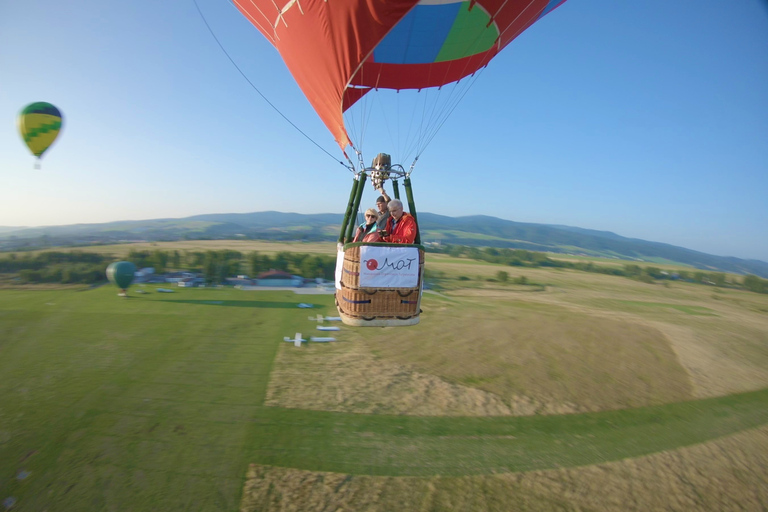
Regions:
[[18, 102, 63, 165]]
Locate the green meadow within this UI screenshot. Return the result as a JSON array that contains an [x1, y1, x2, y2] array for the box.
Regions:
[[1, 250, 768, 511], [1, 286, 296, 510]]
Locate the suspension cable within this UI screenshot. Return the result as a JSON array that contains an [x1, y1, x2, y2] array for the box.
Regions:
[[193, 0, 350, 169]]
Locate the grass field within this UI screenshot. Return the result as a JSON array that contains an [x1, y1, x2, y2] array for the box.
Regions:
[[1, 247, 767, 511]]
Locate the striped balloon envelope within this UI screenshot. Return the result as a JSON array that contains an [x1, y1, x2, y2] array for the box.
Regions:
[[235, 0, 566, 153], [18, 102, 63, 163]]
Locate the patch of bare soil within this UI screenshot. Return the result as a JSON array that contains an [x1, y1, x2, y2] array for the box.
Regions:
[[651, 322, 768, 398], [240, 426, 768, 512], [457, 283, 768, 401], [368, 303, 694, 413], [265, 341, 532, 416], [266, 297, 694, 416]]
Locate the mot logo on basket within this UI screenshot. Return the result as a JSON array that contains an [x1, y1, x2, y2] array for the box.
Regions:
[[359, 246, 419, 288], [364, 257, 415, 272]]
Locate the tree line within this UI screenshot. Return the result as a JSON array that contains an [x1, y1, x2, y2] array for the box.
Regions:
[[427, 244, 768, 293], [1, 246, 766, 294], [0, 251, 111, 284], [0, 249, 337, 285], [125, 249, 336, 283]]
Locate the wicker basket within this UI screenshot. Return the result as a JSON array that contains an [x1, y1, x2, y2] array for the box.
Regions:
[[336, 243, 424, 327]]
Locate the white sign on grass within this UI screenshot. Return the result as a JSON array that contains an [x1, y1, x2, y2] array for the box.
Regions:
[[359, 246, 419, 288]]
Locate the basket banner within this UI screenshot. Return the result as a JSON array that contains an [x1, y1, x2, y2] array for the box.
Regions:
[[335, 247, 345, 290], [359, 246, 419, 288]]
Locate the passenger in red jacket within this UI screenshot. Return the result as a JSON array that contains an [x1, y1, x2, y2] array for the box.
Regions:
[[380, 199, 418, 244]]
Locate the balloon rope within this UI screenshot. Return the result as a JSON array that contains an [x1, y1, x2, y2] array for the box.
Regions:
[[417, 67, 486, 156], [406, 0, 495, 162], [193, 0, 348, 169]]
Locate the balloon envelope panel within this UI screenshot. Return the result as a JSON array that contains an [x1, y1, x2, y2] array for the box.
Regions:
[[373, 2, 498, 65], [106, 262, 137, 290]]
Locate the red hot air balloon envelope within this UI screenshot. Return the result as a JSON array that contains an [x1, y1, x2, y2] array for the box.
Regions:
[[234, 0, 567, 151]]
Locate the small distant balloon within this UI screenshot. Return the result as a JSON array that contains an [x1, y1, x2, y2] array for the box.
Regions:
[[18, 102, 63, 167], [106, 261, 137, 296]]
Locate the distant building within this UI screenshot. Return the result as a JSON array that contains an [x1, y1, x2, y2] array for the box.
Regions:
[[133, 267, 155, 283], [178, 277, 205, 287], [164, 271, 192, 283], [255, 270, 303, 287], [225, 277, 254, 287]]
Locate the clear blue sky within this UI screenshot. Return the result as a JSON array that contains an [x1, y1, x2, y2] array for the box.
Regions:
[[1, 0, 767, 261]]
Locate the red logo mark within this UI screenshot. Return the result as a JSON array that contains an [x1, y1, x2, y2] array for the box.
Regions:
[[366, 259, 378, 271]]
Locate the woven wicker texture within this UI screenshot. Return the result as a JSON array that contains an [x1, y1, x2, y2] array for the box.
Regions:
[[336, 245, 424, 321]]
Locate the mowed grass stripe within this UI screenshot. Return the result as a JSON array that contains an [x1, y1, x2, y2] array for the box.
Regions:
[[247, 388, 768, 476]]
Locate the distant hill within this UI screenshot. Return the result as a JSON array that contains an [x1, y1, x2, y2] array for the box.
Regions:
[[1, 211, 766, 278]]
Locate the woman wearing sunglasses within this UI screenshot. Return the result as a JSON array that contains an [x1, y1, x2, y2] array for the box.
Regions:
[[352, 208, 382, 243]]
